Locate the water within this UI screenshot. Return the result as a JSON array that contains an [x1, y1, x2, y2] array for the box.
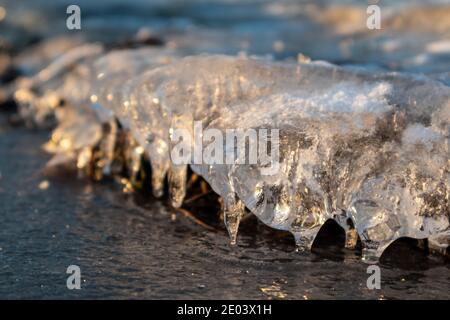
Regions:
[[0, 114, 448, 299]]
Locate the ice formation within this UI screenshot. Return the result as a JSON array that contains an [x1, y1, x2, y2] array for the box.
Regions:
[[7, 47, 449, 263]]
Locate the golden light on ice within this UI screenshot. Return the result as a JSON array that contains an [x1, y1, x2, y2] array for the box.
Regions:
[[59, 138, 71, 150], [135, 146, 144, 154]]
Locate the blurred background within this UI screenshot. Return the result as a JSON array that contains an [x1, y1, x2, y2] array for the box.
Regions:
[[1, 0, 450, 76]]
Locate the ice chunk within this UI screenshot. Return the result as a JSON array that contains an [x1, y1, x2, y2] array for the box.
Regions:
[[112, 55, 448, 260], [41, 47, 181, 172], [35, 52, 449, 261]]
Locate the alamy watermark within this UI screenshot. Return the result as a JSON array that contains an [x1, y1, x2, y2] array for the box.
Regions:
[[66, 265, 81, 290], [66, 5, 81, 30], [366, 265, 381, 290], [66, 2, 381, 33], [367, 3, 381, 30], [169, 121, 280, 175]]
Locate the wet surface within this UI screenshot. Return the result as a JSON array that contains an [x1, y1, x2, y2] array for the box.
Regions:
[[0, 114, 449, 299]]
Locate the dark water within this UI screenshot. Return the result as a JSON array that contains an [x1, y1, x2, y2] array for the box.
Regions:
[[0, 114, 449, 299]]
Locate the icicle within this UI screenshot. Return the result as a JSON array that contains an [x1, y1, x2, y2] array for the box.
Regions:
[[151, 173, 165, 198], [360, 230, 395, 264], [361, 243, 384, 264], [76, 146, 93, 172], [129, 145, 143, 186], [222, 192, 246, 245], [99, 119, 118, 176], [345, 228, 358, 249], [121, 131, 140, 185], [150, 161, 168, 198], [333, 210, 358, 249], [167, 164, 188, 208], [292, 227, 320, 253]]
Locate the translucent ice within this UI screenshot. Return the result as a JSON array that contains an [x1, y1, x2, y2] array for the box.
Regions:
[[33, 52, 450, 262], [74, 54, 448, 261], [43, 47, 181, 178]]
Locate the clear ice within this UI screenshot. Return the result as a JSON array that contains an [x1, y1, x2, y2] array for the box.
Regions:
[[16, 51, 448, 263]]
